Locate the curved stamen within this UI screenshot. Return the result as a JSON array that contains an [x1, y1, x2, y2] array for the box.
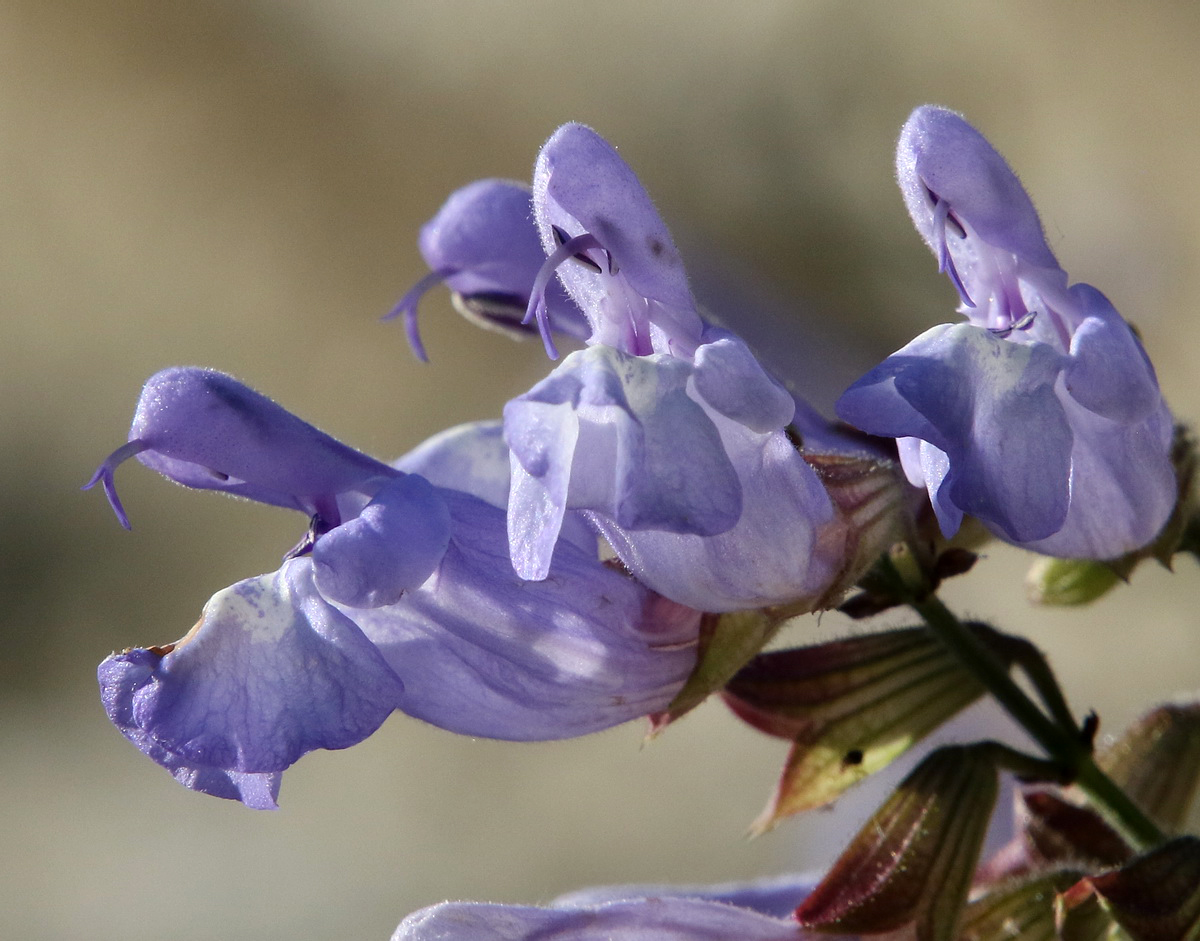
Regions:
[[929, 190, 974, 308], [988, 310, 1038, 339], [82, 439, 153, 530], [524, 231, 606, 360], [551, 225, 604, 272], [382, 267, 457, 363]]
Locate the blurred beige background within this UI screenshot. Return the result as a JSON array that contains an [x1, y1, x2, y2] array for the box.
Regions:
[[3, 1, 1199, 938]]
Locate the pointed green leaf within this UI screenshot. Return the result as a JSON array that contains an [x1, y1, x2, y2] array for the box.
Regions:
[[649, 609, 781, 732], [1055, 880, 1128, 941], [723, 624, 1016, 827]]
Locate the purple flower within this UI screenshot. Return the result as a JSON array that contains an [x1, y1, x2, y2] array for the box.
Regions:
[[501, 124, 884, 612], [392, 874, 877, 941], [387, 178, 589, 360], [89, 370, 699, 806], [358, 421, 702, 743], [85, 367, 452, 607], [837, 106, 1174, 558]]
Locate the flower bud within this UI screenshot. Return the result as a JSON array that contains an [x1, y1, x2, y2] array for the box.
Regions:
[[1026, 556, 1122, 606]]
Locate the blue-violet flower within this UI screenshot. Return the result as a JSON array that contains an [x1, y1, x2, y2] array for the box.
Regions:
[[837, 106, 1175, 558], [88, 368, 699, 806], [387, 178, 588, 360], [392, 873, 879, 941], [499, 123, 892, 612]]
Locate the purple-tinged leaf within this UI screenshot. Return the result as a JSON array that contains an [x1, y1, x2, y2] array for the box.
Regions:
[[1098, 700, 1200, 833], [795, 744, 1001, 941], [723, 625, 1016, 827], [1020, 789, 1133, 870], [1065, 836, 1200, 941]]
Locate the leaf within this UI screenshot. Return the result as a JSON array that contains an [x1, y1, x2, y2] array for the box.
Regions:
[[1083, 836, 1200, 941], [723, 624, 1014, 827], [958, 870, 1084, 941], [648, 609, 781, 733], [1098, 701, 1200, 832], [794, 744, 1001, 941], [1021, 789, 1133, 870]]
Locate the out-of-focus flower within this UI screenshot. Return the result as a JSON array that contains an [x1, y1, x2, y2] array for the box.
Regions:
[[837, 106, 1174, 559], [392, 873, 885, 941], [500, 123, 901, 612], [386, 178, 588, 361], [88, 370, 699, 807]]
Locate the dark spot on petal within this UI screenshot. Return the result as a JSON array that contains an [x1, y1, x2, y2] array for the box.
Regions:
[[843, 749, 864, 766], [648, 237, 664, 257], [591, 214, 617, 241]]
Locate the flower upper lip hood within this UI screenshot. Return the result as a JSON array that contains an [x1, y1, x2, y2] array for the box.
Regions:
[[388, 178, 588, 361], [85, 367, 452, 609], [528, 122, 703, 358], [837, 105, 1175, 558], [897, 106, 1059, 286], [85, 366, 400, 529]]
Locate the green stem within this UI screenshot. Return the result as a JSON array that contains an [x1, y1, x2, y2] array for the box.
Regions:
[[878, 558, 1165, 850]]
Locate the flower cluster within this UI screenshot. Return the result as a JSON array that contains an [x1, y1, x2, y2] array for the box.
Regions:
[[89, 120, 909, 807], [88, 105, 1191, 939]]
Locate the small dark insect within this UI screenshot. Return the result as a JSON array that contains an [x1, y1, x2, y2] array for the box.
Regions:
[[843, 749, 864, 766]]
